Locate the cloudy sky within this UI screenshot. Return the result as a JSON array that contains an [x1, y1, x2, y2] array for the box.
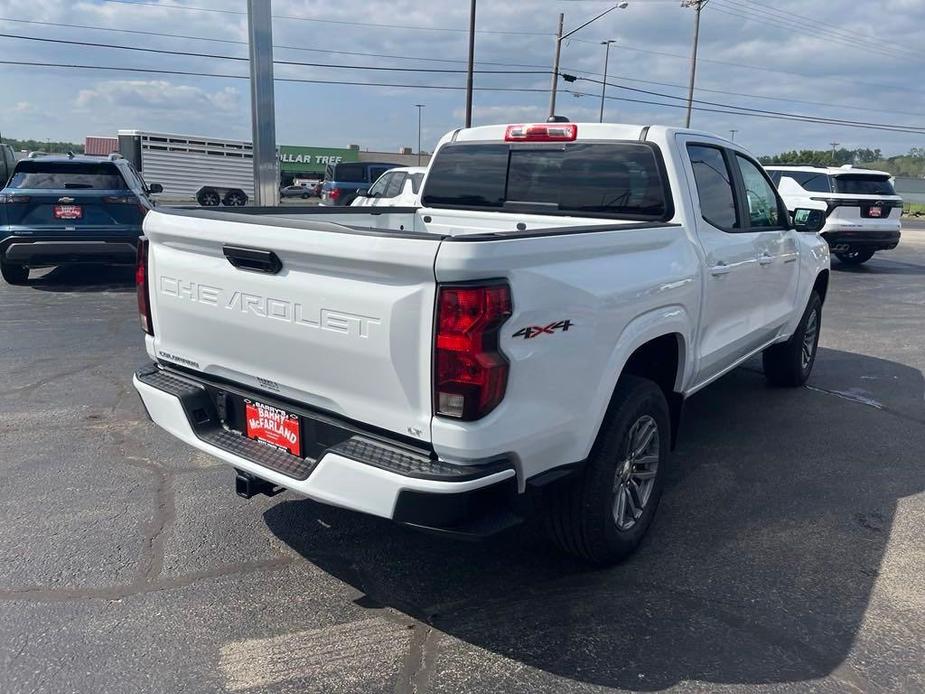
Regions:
[[1, 0, 923, 157]]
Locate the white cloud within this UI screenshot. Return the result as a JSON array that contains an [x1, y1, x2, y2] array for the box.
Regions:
[[74, 80, 240, 113], [13, 101, 35, 113], [1, 0, 924, 155]]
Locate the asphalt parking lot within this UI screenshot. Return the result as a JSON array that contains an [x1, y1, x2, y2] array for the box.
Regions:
[[1, 226, 923, 693]]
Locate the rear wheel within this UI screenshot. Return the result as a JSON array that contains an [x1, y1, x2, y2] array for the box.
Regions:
[[0, 259, 28, 285], [197, 188, 221, 207], [762, 291, 822, 387], [835, 249, 875, 265], [223, 190, 247, 207], [545, 376, 670, 566]]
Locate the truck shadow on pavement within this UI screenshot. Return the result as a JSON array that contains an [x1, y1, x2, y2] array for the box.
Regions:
[[265, 348, 924, 691], [27, 264, 135, 292]]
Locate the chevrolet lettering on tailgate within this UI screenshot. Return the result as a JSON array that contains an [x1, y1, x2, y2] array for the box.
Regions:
[[158, 275, 381, 338]]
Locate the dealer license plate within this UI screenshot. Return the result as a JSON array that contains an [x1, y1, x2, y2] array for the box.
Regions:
[[54, 205, 83, 220], [244, 399, 301, 456]]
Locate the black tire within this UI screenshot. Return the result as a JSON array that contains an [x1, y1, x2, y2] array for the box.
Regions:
[[197, 188, 221, 207], [835, 249, 875, 265], [301, 192, 310, 199], [762, 291, 822, 387], [223, 190, 247, 207], [0, 259, 28, 285], [545, 375, 670, 566]]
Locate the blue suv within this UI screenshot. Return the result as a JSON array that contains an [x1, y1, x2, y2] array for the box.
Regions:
[[0, 154, 162, 284]]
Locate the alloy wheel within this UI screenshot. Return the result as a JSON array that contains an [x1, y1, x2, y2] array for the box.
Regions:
[[802, 307, 819, 369], [612, 414, 660, 531]]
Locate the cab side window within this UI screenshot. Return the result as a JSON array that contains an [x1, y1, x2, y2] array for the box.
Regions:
[[368, 173, 392, 197], [384, 173, 406, 198], [790, 172, 832, 193], [688, 144, 738, 230], [735, 155, 783, 228]]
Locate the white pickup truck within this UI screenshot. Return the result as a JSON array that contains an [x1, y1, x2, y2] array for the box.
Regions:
[[133, 122, 830, 565]]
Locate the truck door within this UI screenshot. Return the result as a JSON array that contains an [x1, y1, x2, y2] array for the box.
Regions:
[[682, 140, 783, 385], [730, 152, 800, 334]]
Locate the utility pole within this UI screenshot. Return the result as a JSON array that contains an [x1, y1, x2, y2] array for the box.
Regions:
[[415, 104, 425, 166], [729, 129, 738, 142], [548, 13, 565, 120], [549, 2, 630, 120], [830, 142, 840, 163], [682, 0, 707, 128], [599, 40, 616, 123], [464, 0, 476, 127], [247, 0, 278, 206]]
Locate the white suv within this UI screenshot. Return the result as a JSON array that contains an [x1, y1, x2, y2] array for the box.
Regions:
[[766, 164, 902, 265], [350, 166, 426, 208]]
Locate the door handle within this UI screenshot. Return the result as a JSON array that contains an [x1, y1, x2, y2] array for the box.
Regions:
[[710, 262, 731, 276], [222, 245, 283, 274], [758, 252, 774, 266]]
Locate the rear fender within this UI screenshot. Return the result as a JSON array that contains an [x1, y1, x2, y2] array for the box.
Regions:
[[582, 305, 692, 460]]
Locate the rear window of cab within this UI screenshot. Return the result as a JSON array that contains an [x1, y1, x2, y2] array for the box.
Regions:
[[421, 142, 671, 221], [8, 161, 127, 190]]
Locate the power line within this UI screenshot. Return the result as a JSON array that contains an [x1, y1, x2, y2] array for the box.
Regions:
[[4, 56, 924, 136], [723, 0, 922, 59], [592, 71, 925, 119], [0, 59, 550, 92], [0, 32, 548, 75], [566, 89, 925, 136], [3, 15, 921, 119], [96, 0, 551, 36], [0, 16, 545, 69], [569, 36, 911, 96], [709, 0, 912, 61], [574, 75, 925, 134]]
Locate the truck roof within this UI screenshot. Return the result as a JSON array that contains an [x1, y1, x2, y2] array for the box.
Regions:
[[448, 122, 735, 145], [16, 154, 123, 165], [764, 163, 893, 177], [117, 130, 253, 147]]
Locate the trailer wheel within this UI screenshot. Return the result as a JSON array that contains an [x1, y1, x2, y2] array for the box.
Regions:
[[197, 188, 221, 207], [223, 190, 248, 207]]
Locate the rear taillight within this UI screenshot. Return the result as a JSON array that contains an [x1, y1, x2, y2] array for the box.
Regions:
[[328, 187, 341, 201], [0, 194, 31, 204], [434, 283, 512, 420], [136, 237, 154, 336], [103, 195, 148, 217], [504, 123, 577, 142]]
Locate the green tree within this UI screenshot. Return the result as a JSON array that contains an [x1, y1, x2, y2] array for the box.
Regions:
[[0, 137, 84, 154]]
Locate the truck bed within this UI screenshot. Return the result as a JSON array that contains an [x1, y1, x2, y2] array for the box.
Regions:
[[153, 204, 678, 240]]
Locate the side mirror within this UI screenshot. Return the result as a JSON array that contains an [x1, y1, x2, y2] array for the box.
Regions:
[[792, 207, 825, 233], [147, 183, 163, 194], [355, 189, 368, 197]]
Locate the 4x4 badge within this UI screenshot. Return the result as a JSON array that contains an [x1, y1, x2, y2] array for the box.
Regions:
[[512, 320, 573, 340]]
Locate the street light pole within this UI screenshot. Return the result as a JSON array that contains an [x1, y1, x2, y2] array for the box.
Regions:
[[683, 0, 707, 128], [415, 104, 425, 166], [549, 2, 629, 120], [247, 0, 278, 206], [599, 40, 616, 123], [464, 0, 476, 128], [729, 129, 738, 142]]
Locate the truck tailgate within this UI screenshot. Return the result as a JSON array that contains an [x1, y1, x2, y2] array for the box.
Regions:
[[144, 210, 441, 443]]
